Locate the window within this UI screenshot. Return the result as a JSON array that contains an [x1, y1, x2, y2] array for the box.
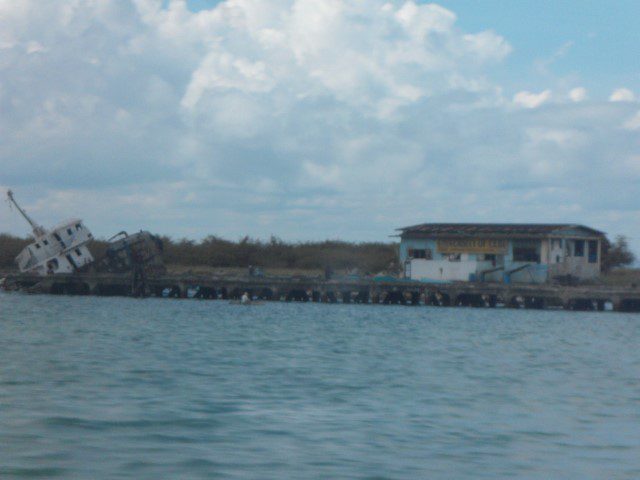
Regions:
[[588, 240, 598, 263], [448, 253, 461, 262], [408, 248, 432, 259], [75, 223, 82, 231], [574, 240, 585, 257], [35, 243, 41, 249], [67, 228, 73, 236], [513, 247, 540, 263], [43, 239, 49, 246], [480, 254, 496, 262], [75, 249, 82, 257], [53, 233, 65, 248]]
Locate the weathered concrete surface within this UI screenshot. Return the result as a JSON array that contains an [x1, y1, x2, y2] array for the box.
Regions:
[[4, 272, 640, 312]]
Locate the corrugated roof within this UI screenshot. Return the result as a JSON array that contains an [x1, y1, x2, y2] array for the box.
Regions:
[[397, 223, 604, 238]]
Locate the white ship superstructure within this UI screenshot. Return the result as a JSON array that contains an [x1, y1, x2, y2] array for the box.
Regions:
[[7, 190, 95, 275]]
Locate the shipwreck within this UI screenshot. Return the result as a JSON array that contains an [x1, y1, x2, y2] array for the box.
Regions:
[[6, 190, 164, 282], [7, 190, 95, 275]]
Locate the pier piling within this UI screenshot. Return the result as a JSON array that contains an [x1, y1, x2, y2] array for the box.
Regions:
[[5, 272, 640, 312]]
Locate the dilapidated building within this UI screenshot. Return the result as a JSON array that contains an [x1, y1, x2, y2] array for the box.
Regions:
[[398, 223, 605, 284]]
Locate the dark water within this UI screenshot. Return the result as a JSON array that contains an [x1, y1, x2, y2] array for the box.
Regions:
[[1, 293, 639, 479]]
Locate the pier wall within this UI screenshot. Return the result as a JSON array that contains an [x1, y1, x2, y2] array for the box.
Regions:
[[4, 273, 640, 312]]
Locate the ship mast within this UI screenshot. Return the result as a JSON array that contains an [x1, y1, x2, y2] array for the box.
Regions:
[[6, 190, 47, 237]]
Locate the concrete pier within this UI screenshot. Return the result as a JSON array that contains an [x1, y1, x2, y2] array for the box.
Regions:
[[4, 272, 640, 312]]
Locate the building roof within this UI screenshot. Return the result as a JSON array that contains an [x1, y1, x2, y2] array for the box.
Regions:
[[397, 223, 605, 238]]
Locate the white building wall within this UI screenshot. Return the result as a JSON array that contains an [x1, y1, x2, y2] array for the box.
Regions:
[[546, 238, 601, 280], [401, 232, 602, 284], [548, 238, 564, 264], [410, 257, 479, 282]]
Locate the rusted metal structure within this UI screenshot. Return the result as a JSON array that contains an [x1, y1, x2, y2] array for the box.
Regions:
[[97, 231, 165, 274], [94, 231, 165, 297]]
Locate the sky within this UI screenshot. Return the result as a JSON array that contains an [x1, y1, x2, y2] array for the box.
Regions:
[[1, 0, 639, 251]]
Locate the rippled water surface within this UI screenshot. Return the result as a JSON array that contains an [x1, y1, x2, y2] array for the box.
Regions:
[[1, 293, 640, 479]]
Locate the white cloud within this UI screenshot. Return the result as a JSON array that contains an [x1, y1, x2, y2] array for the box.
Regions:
[[610, 88, 636, 102], [534, 40, 574, 75], [25, 40, 46, 54], [568, 87, 587, 102], [624, 111, 640, 131], [513, 90, 551, 108], [170, 0, 512, 118]]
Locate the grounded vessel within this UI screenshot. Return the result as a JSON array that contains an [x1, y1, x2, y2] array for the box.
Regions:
[[7, 190, 95, 275]]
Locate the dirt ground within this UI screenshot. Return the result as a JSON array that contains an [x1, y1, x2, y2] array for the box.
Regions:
[[597, 268, 640, 286], [165, 265, 326, 278], [4, 264, 639, 286]]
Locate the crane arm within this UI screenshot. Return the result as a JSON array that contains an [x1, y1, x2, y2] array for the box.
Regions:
[[6, 190, 47, 237]]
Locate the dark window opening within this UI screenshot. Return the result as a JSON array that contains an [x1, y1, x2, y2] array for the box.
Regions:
[[588, 240, 598, 263], [75, 223, 82, 230], [35, 243, 41, 249], [53, 233, 66, 248], [66, 228, 73, 236], [448, 253, 461, 262], [75, 249, 82, 257], [480, 253, 497, 266], [43, 239, 49, 246], [574, 240, 585, 257], [66, 254, 78, 270], [556, 255, 561, 263], [408, 248, 432, 259], [513, 247, 540, 263], [46, 259, 59, 273]]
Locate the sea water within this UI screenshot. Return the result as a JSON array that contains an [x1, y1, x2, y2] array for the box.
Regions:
[[1, 292, 639, 479]]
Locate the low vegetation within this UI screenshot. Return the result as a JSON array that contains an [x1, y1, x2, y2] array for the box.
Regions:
[[1, 232, 635, 279], [601, 235, 636, 272], [158, 236, 398, 274], [0, 234, 30, 271], [0, 233, 398, 274]]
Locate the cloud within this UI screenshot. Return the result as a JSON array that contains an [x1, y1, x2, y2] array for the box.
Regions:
[[513, 90, 551, 108], [174, 0, 511, 119], [568, 87, 587, 102], [0, 0, 639, 255], [534, 40, 574, 75], [610, 88, 636, 102], [624, 111, 640, 131]]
